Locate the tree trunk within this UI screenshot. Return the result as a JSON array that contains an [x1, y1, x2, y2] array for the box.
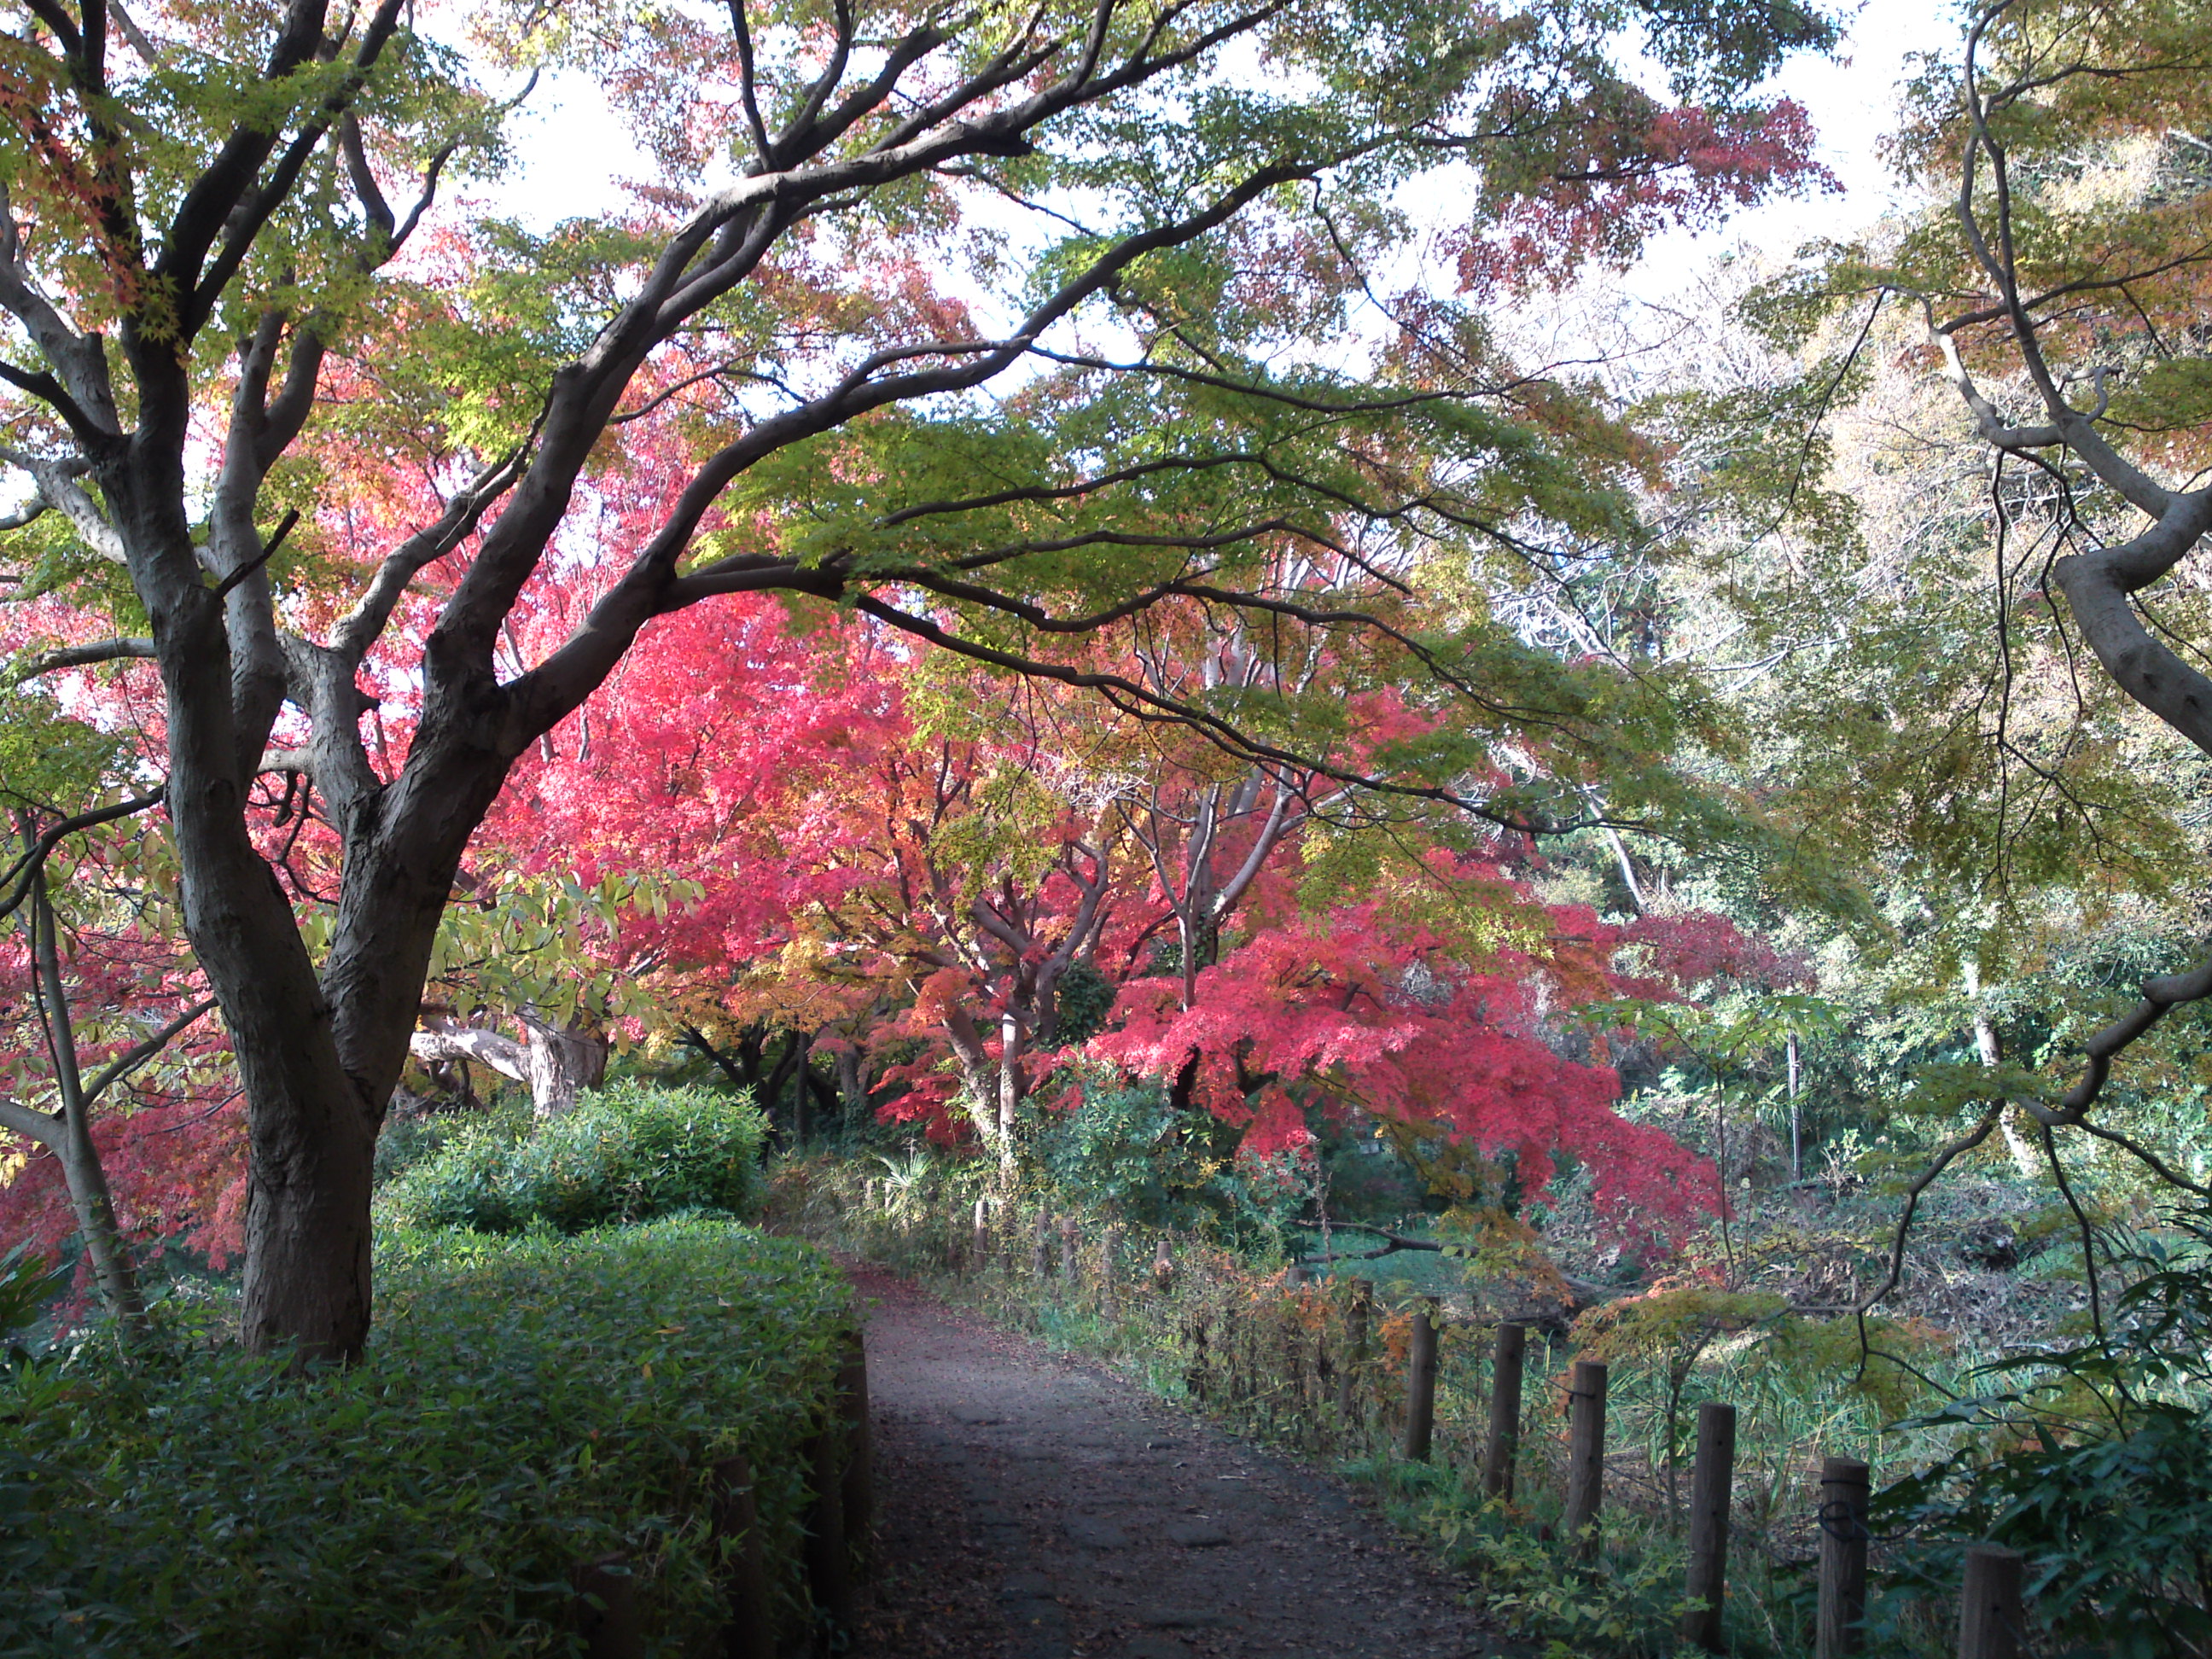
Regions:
[[997, 1007, 1023, 1170], [790, 1032, 812, 1149], [519, 1014, 608, 1116], [940, 1007, 1004, 1154], [835, 1045, 867, 1114], [1786, 1030, 1802, 1183], [38, 876, 154, 1339], [1965, 966, 2039, 1179], [412, 1014, 608, 1117]]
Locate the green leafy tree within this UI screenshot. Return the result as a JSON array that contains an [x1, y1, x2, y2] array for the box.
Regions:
[[0, 0, 1834, 1358]]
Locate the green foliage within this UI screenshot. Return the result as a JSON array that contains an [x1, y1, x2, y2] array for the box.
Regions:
[[372, 1098, 533, 1186], [1023, 1082, 1311, 1241], [0, 1217, 848, 1656], [1871, 1200, 2212, 1657], [0, 686, 138, 815], [1049, 960, 1118, 1049], [1427, 1498, 1700, 1659], [378, 1082, 768, 1234], [1878, 1400, 2212, 1659], [0, 1244, 65, 1357]]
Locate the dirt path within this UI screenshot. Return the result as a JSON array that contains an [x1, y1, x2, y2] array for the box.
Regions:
[[847, 1269, 1504, 1659]]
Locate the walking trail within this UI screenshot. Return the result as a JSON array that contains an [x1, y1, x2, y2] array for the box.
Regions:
[[846, 1268, 1505, 1659]]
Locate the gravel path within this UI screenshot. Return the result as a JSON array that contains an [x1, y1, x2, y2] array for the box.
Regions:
[[846, 1268, 1505, 1659]]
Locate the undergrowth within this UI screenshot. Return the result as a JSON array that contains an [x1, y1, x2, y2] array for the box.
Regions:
[[0, 1214, 847, 1657], [377, 1080, 770, 1234]]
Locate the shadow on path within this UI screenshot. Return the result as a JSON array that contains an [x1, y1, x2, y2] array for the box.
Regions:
[[847, 1267, 1504, 1659]]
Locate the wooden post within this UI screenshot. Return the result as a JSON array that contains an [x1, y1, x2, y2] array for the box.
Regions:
[[1481, 1323, 1526, 1499], [1563, 1359, 1609, 1558], [711, 1456, 776, 1659], [1153, 1237, 1174, 1292], [838, 1331, 874, 1569], [1031, 1208, 1051, 1278], [862, 1177, 876, 1209], [1184, 1315, 1210, 1400], [1100, 1225, 1122, 1315], [1336, 1278, 1372, 1419], [971, 1197, 990, 1271], [803, 1412, 854, 1630], [1059, 1214, 1080, 1281], [1402, 1296, 1441, 1462], [1959, 1545, 2024, 1659], [1680, 1402, 1738, 1652], [571, 1556, 643, 1659], [1817, 1456, 1871, 1659]]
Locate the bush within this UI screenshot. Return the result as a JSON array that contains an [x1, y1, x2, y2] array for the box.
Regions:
[[0, 1216, 848, 1656], [1022, 1080, 1310, 1242], [372, 1098, 533, 1186], [380, 1081, 769, 1233]]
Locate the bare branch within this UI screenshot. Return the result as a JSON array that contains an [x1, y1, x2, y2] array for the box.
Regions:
[[12, 637, 157, 678], [0, 446, 124, 561], [82, 998, 220, 1104], [0, 791, 166, 925], [0, 1095, 61, 1146]]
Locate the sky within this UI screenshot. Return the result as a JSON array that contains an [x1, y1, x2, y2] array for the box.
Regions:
[[1625, 0, 1966, 294], [498, 0, 1966, 278]]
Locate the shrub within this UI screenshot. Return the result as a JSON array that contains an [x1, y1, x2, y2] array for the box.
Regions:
[[1022, 1080, 1309, 1242], [372, 1098, 533, 1186], [0, 1216, 849, 1656], [0, 1243, 63, 1357], [381, 1081, 769, 1233]]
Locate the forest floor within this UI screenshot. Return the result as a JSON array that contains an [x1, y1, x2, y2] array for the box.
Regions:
[[844, 1266, 1509, 1659]]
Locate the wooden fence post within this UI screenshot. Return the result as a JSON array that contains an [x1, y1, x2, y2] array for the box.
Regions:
[[711, 1456, 776, 1659], [1681, 1401, 1738, 1652], [1031, 1208, 1051, 1278], [802, 1407, 855, 1632], [1563, 1359, 1609, 1558], [1336, 1278, 1373, 1420], [1184, 1315, 1210, 1400], [971, 1197, 989, 1271], [1481, 1322, 1526, 1499], [1153, 1237, 1174, 1292], [1100, 1225, 1122, 1315], [1959, 1545, 2023, 1659], [838, 1331, 874, 1569], [571, 1556, 643, 1659], [1402, 1296, 1441, 1462], [1059, 1215, 1080, 1282], [1817, 1456, 1871, 1659]]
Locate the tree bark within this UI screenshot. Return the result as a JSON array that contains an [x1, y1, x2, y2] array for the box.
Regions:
[[410, 1013, 608, 1117], [1965, 964, 2038, 1179], [0, 871, 154, 1342], [519, 1014, 608, 1116]]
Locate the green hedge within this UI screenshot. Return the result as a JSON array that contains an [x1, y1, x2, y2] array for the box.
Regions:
[[0, 1215, 848, 1656], [379, 1081, 769, 1233]]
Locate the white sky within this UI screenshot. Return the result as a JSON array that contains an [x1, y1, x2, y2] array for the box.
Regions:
[[1625, 0, 1966, 294], [488, 0, 1966, 362], [501, 0, 1960, 254]]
